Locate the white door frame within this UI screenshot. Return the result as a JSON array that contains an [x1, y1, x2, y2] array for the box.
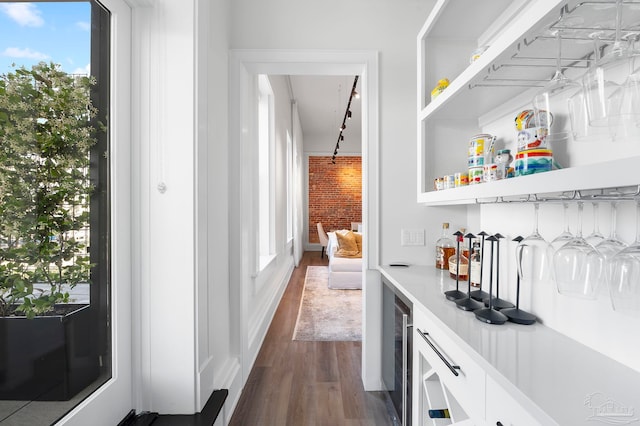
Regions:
[[57, 0, 133, 423], [229, 49, 382, 390]]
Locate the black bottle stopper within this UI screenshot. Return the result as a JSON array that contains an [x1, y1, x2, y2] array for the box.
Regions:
[[502, 236, 537, 325]]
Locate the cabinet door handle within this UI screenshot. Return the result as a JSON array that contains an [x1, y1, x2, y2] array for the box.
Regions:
[[417, 328, 460, 376], [402, 314, 409, 426], [497, 422, 504, 426]]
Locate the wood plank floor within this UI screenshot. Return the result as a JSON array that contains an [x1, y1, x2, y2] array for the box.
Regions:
[[229, 251, 396, 426]]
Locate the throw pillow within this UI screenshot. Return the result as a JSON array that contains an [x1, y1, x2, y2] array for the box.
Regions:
[[336, 230, 359, 257], [354, 232, 362, 253]]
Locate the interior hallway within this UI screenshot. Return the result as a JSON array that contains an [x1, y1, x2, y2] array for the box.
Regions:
[[229, 251, 394, 426]]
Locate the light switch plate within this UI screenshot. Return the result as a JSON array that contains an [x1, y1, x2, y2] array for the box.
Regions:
[[401, 229, 425, 246]]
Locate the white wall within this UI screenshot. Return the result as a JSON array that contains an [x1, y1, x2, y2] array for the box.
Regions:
[[204, 0, 237, 416], [130, 0, 234, 416], [304, 134, 362, 154], [229, 0, 465, 268]]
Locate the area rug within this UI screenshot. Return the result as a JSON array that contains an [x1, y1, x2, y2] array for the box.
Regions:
[[292, 266, 362, 341]]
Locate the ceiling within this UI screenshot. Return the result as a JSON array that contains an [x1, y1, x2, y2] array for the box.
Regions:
[[288, 75, 362, 151]]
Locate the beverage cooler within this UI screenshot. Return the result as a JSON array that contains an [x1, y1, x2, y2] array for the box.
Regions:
[[382, 277, 412, 426]]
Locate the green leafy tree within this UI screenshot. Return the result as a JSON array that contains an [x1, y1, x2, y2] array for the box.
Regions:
[[0, 62, 97, 318]]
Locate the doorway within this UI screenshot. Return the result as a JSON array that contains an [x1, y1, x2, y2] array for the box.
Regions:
[[228, 50, 383, 390]]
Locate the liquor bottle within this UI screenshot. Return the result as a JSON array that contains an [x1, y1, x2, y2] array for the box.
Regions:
[[435, 223, 455, 270], [470, 240, 482, 287], [428, 409, 450, 418], [448, 228, 468, 281]]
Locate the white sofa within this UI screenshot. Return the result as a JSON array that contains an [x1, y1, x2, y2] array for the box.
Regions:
[[327, 231, 363, 289]]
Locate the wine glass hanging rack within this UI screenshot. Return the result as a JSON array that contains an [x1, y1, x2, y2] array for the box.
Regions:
[[469, 0, 640, 90], [475, 184, 640, 204]]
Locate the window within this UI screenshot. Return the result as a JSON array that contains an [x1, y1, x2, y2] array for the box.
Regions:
[[286, 130, 293, 242], [0, 1, 111, 421], [258, 75, 274, 269]]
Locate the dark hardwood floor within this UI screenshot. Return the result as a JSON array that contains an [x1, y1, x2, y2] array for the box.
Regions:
[[229, 251, 395, 426]]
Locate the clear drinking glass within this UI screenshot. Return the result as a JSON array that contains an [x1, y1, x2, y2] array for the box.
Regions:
[[583, 0, 627, 127], [568, 33, 613, 141], [553, 202, 607, 299], [607, 33, 640, 141], [585, 202, 605, 247], [609, 200, 640, 317], [517, 203, 552, 287], [549, 202, 574, 253], [532, 29, 582, 143], [596, 201, 628, 269]]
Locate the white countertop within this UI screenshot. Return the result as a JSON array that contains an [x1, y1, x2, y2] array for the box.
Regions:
[[380, 264, 640, 426]]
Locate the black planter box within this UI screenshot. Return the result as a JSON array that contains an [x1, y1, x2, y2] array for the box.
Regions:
[[0, 304, 100, 401]]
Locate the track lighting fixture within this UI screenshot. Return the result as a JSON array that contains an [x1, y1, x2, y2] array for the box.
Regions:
[[330, 75, 359, 163]]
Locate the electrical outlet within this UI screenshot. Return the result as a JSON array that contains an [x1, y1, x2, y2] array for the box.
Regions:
[[401, 229, 425, 246]]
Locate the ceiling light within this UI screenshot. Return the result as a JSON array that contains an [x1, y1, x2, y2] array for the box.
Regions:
[[330, 75, 359, 164]]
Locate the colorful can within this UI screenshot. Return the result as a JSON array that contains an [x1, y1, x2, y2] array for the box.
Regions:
[[483, 163, 499, 182], [434, 177, 444, 190], [495, 149, 513, 180], [517, 126, 549, 152], [515, 149, 553, 176], [443, 174, 455, 189], [468, 134, 496, 168], [455, 172, 469, 187], [468, 166, 484, 185], [431, 78, 450, 101]]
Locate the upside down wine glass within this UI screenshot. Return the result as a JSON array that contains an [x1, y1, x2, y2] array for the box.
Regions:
[[583, 0, 632, 128], [549, 202, 574, 253], [532, 29, 582, 142], [553, 201, 607, 299], [585, 202, 605, 247], [607, 33, 640, 142], [609, 200, 640, 317], [518, 203, 552, 289], [596, 201, 628, 273]]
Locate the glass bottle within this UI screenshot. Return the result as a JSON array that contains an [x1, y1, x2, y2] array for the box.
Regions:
[[435, 223, 455, 270], [448, 228, 468, 280], [470, 241, 481, 287]]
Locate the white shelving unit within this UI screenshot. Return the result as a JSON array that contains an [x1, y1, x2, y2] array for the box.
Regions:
[[417, 0, 640, 206], [409, 1, 640, 424]]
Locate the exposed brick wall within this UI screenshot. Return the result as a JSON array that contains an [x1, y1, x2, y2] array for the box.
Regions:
[[309, 156, 362, 243]]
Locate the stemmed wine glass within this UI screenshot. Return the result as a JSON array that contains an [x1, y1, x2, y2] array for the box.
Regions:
[[532, 28, 582, 142], [549, 202, 574, 253], [596, 201, 628, 273], [583, 0, 629, 128], [517, 203, 552, 288], [607, 33, 640, 141], [568, 31, 614, 140], [553, 201, 607, 299], [585, 202, 605, 247], [609, 200, 640, 317]]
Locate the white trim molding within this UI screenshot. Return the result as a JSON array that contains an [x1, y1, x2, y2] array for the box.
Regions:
[[228, 49, 381, 393]]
